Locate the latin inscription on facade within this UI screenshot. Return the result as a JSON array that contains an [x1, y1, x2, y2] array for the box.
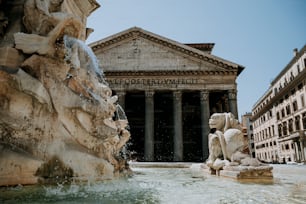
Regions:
[[107, 78, 199, 86]]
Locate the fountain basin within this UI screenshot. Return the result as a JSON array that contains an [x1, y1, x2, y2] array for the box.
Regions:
[[0, 164, 305, 204]]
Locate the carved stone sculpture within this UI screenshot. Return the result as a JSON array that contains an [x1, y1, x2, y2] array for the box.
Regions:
[[0, 0, 131, 186], [204, 112, 273, 179], [207, 113, 247, 167]]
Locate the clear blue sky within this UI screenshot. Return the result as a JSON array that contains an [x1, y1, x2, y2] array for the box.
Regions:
[[86, 0, 306, 119]]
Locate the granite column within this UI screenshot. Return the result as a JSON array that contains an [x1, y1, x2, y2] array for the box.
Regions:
[[200, 90, 210, 161], [228, 89, 238, 119], [145, 90, 155, 161], [173, 91, 183, 161]]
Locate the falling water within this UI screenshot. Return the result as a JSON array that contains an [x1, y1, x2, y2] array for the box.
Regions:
[[114, 104, 131, 160], [115, 104, 128, 121], [63, 35, 106, 83]]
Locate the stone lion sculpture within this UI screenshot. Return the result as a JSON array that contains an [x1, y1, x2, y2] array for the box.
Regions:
[[206, 112, 259, 171]]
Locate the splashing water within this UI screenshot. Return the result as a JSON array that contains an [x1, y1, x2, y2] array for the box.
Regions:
[[1, 165, 306, 204], [63, 35, 106, 83], [115, 104, 128, 120], [114, 104, 131, 159]]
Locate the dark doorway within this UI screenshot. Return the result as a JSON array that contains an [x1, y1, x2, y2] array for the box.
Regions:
[[182, 92, 202, 161], [125, 91, 145, 161], [154, 92, 174, 161]]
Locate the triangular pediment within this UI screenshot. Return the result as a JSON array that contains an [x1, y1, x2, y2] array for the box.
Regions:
[[89, 27, 244, 75]]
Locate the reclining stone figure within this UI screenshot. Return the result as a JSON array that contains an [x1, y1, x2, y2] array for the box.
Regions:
[[206, 112, 260, 171]]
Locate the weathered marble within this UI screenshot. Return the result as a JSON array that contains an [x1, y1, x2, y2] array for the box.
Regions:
[[0, 0, 131, 186], [221, 165, 273, 180], [204, 112, 273, 180], [0, 47, 23, 72]]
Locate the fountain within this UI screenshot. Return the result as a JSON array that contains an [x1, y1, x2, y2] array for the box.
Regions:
[[1, 1, 306, 203], [0, 0, 130, 186]]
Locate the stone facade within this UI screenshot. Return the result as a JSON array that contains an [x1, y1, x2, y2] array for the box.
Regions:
[[241, 112, 255, 158], [91, 27, 244, 162], [252, 45, 306, 163]]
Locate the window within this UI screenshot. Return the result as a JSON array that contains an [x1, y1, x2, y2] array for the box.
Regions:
[[288, 119, 293, 133], [291, 88, 296, 95], [303, 112, 306, 129], [286, 105, 291, 115], [278, 124, 282, 137], [301, 95, 305, 107], [298, 83, 303, 90], [295, 116, 301, 131], [285, 144, 289, 150], [277, 112, 280, 120], [283, 121, 287, 136], [290, 72, 294, 81], [285, 94, 289, 100], [268, 127, 271, 137], [281, 109, 285, 117], [293, 101, 298, 112]]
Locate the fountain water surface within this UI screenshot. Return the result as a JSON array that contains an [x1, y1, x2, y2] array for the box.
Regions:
[[0, 164, 306, 203]]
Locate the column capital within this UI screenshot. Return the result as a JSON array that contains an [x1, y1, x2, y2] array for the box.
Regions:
[[173, 91, 182, 101], [145, 90, 155, 98], [115, 90, 126, 97], [228, 89, 237, 100], [200, 90, 209, 102]]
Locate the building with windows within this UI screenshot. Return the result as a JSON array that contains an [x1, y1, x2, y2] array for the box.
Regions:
[[252, 45, 306, 163], [241, 112, 255, 158], [90, 27, 244, 162]]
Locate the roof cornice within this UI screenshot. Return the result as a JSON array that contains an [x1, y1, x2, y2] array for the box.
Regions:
[[184, 43, 215, 53], [104, 70, 238, 77], [252, 67, 306, 121], [89, 27, 244, 75], [271, 44, 306, 85]]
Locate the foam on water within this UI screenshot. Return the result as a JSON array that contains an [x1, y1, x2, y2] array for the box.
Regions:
[[1, 164, 306, 204]]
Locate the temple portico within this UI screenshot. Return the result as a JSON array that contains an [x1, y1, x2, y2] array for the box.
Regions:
[[108, 75, 239, 161], [90, 27, 244, 161]]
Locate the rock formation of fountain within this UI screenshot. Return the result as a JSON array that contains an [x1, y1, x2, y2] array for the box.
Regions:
[[0, 0, 131, 186]]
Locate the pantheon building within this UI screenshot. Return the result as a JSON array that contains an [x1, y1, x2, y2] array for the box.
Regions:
[[90, 27, 244, 162]]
